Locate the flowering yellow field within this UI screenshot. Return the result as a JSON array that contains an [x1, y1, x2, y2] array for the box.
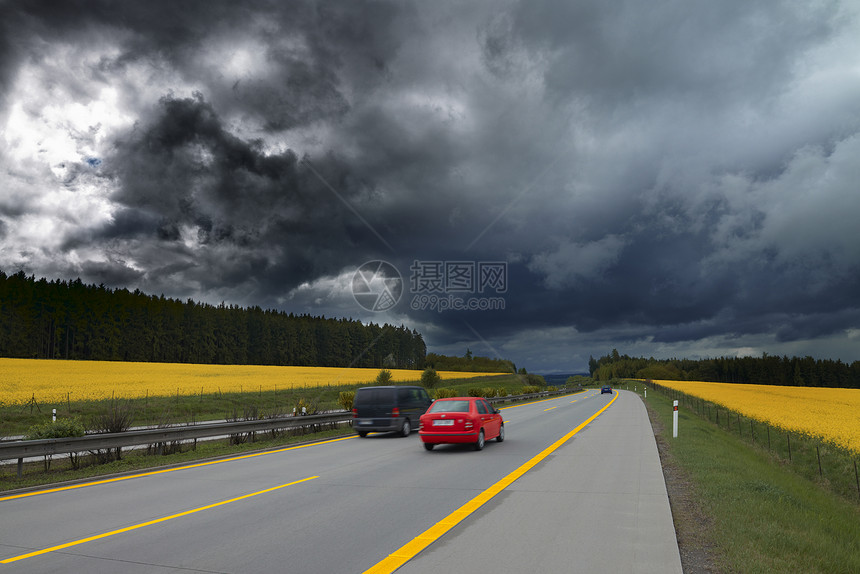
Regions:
[[0, 358, 502, 405], [652, 380, 860, 454]]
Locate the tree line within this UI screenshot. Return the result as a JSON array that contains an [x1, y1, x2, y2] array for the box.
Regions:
[[589, 349, 860, 388], [0, 270, 426, 369], [423, 349, 517, 373]]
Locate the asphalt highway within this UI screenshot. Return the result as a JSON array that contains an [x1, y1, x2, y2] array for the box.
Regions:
[[0, 389, 681, 574]]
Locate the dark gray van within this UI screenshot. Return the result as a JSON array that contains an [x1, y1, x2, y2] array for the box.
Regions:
[[352, 386, 432, 437]]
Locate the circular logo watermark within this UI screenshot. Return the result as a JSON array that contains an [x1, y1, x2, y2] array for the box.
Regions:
[[352, 260, 403, 312]]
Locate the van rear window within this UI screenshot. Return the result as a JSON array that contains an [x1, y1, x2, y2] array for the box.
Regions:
[[354, 388, 395, 404], [428, 400, 470, 413]]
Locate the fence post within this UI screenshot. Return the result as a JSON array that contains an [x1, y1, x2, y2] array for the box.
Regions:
[[854, 460, 859, 502], [816, 446, 822, 477], [673, 400, 679, 438]]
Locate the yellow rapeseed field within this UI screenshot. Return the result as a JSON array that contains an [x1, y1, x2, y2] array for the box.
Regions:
[[0, 358, 502, 405], [651, 379, 860, 454]]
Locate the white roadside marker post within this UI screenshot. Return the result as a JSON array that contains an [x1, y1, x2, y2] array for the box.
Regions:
[[673, 400, 679, 438], [53, 408, 56, 422]]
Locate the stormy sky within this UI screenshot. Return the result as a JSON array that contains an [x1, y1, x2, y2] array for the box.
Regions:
[[2, 0, 860, 373]]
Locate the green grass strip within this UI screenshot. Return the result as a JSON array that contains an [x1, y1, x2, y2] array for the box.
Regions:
[[641, 385, 860, 574]]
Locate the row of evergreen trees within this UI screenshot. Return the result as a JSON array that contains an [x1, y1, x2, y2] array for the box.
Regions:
[[0, 270, 426, 369], [589, 349, 860, 388]]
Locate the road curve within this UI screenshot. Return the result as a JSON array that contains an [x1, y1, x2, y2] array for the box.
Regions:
[[0, 389, 680, 573]]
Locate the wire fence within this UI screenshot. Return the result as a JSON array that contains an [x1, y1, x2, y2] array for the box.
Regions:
[[641, 380, 860, 504]]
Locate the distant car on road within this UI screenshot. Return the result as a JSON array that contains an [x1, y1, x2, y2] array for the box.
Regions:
[[419, 397, 504, 451], [601, 385, 612, 394]]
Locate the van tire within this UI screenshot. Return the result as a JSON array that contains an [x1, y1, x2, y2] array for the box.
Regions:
[[400, 419, 411, 437], [358, 431, 368, 437]]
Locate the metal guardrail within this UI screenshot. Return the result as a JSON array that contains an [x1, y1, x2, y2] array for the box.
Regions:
[[0, 412, 351, 462], [0, 386, 581, 474]]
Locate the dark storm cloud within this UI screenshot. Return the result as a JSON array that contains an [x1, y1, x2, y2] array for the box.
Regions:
[[103, 93, 382, 295], [2, 0, 860, 370], [98, 209, 162, 240], [496, 0, 839, 106], [0, 0, 404, 122], [441, 0, 860, 361], [78, 258, 144, 287], [0, 21, 15, 108], [773, 309, 860, 343], [1, 0, 417, 303]]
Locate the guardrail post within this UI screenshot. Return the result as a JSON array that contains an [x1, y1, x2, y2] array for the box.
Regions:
[[17, 457, 23, 477]]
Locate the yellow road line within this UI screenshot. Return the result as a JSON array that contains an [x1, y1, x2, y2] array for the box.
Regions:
[[0, 476, 318, 564], [1, 435, 353, 502], [363, 392, 619, 574], [543, 406, 557, 411]]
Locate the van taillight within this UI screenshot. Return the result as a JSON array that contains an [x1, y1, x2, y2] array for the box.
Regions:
[[352, 408, 358, 418], [392, 407, 400, 418]]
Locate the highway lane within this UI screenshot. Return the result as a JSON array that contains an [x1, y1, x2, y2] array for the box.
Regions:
[[0, 389, 625, 573], [396, 390, 683, 574]]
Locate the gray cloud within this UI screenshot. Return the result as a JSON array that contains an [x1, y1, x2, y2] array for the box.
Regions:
[[1, 0, 859, 371]]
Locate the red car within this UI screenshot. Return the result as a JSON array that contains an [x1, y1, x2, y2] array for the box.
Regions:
[[419, 397, 504, 451]]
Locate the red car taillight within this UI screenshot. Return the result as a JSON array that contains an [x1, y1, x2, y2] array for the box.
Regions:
[[392, 407, 400, 418], [464, 419, 474, 430], [352, 408, 358, 418]]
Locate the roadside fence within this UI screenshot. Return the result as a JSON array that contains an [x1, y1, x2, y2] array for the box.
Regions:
[[640, 380, 860, 504]]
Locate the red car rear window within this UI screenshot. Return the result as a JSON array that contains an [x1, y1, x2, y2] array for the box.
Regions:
[[427, 400, 471, 413]]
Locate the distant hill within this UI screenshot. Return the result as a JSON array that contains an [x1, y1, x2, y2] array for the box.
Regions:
[[0, 270, 425, 369]]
